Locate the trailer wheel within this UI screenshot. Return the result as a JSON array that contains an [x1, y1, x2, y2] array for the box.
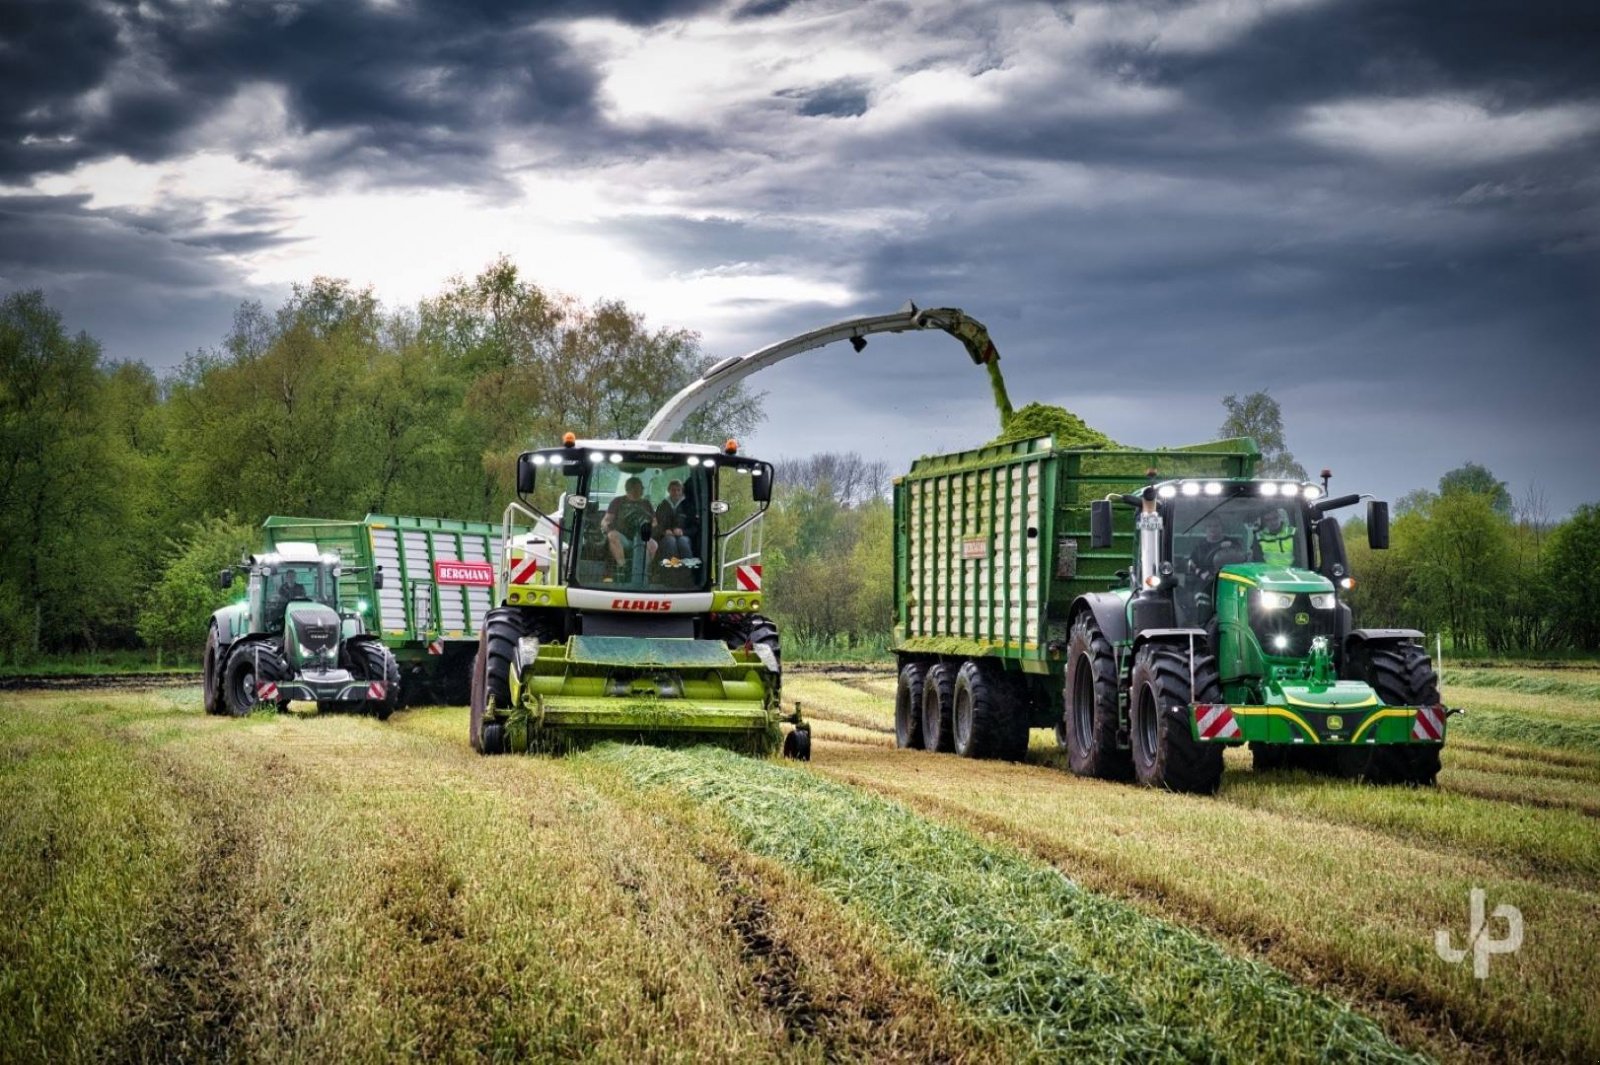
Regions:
[[221, 639, 288, 717], [202, 626, 224, 715], [952, 659, 1019, 760], [921, 662, 956, 753], [1062, 613, 1133, 780], [895, 661, 926, 749], [1128, 643, 1224, 794], [1341, 643, 1442, 785]]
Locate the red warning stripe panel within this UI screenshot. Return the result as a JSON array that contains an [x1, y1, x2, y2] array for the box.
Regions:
[[257, 682, 278, 702], [509, 556, 540, 585], [368, 682, 387, 701], [735, 564, 762, 591], [1195, 704, 1241, 740], [1412, 703, 1445, 741], [427, 640, 444, 655]]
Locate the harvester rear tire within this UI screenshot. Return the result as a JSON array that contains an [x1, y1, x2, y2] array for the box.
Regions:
[[1128, 643, 1224, 794], [1062, 613, 1133, 780], [952, 659, 1016, 760], [202, 626, 224, 715], [921, 662, 956, 753], [895, 661, 926, 749], [348, 638, 401, 721], [1343, 643, 1442, 786], [221, 639, 288, 717]]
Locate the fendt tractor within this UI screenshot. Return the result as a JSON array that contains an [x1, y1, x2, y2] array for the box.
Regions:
[[891, 435, 1451, 792], [469, 435, 799, 757], [202, 542, 402, 719]]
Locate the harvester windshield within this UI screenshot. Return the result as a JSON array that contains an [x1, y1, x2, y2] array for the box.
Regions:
[[570, 456, 713, 591]]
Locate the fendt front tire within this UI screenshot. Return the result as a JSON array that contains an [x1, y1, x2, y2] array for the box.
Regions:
[[1128, 643, 1224, 794], [1343, 642, 1443, 786], [349, 639, 402, 721], [1062, 613, 1133, 780], [921, 662, 956, 753], [202, 626, 224, 715], [952, 659, 1018, 760], [221, 640, 287, 718], [895, 661, 926, 749]]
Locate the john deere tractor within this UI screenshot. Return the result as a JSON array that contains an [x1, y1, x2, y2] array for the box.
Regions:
[[1072, 476, 1449, 792], [202, 542, 401, 719], [469, 435, 801, 757]]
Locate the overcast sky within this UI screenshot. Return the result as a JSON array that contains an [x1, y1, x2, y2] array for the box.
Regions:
[[3, 0, 1597, 514]]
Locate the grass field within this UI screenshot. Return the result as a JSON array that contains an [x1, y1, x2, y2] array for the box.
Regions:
[[1, 664, 1595, 1062]]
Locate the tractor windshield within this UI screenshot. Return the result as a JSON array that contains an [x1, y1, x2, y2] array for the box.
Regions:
[[260, 562, 337, 630], [567, 455, 714, 592], [1171, 493, 1307, 571]]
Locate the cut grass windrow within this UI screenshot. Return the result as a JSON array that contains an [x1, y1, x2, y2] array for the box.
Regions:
[[593, 744, 1417, 1064]]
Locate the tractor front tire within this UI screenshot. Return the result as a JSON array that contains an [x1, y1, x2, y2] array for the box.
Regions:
[[895, 661, 926, 749], [348, 639, 401, 721], [952, 659, 1018, 760], [202, 626, 224, 715], [221, 640, 287, 718], [1062, 613, 1133, 780], [1128, 643, 1224, 794], [921, 662, 956, 753], [1343, 642, 1442, 786]]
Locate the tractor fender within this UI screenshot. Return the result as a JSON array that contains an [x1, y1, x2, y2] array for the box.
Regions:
[[1345, 628, 1424, 652], [1070, 593, 1129, 646]]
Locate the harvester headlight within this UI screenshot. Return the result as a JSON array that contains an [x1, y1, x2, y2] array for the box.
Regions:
[[1309, 593, 1336, 609], [1157, 484, 1176, 499], [687, 456, 701, 466], [1279, 483, 1299, 497], [1180, 482, 1201, 496], [1204, 482, 1223, 496], [1260, 482, 1279, 497], [1258, 591, 1294, 610], [609, 452, 623, 463], [589, 451, 604, 463]]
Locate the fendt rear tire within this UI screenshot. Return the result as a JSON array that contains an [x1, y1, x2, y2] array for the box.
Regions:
[[952, 659, 1018, 760], [348, 639, 402, 721], [1062, 613, 1133, 780], [1128, 643, 1224, 794], [202, 626, 224, 715], [895, 661, 926, 749], [1343, 642, 1442, 786], [921, 662, 956, 753], [221, 639, 288, 718]]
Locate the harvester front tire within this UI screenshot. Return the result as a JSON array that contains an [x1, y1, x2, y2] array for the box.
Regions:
[[952, 659, 1017, 760], [348, 639, 401, 721], [1062, 613, 1133, 780], [221, 639, 287, 717], [921, 662, 956, 753], [1344, 643, 1442, 786], [202, 626, 224, 715], [481, 721, 507, 755], [483, 607, 524, 712], [895, 661, 926, 749], [782, 727, 811, 761], [1128, 643, 1224, 794]]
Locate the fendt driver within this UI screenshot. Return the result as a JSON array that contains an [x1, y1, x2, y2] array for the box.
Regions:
[[202, 542, 401, 718], [1077, 475, 1450, 792], [470, 435, 800, 757]]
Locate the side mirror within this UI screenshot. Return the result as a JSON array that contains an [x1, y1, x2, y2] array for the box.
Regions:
[[1367, 501, 1390, 550], [516, 453, 538, 495], [751, 464, 773, 504], [373, 566, 385, 591], [219, 568, 234, 590], [1090, 500, 1114, 549], [1316, 517, 1348, 579]]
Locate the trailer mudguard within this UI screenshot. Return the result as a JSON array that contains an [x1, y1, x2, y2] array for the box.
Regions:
[[1071, 592, 1129, 645]]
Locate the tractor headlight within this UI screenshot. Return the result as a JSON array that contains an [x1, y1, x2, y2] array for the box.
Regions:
[[357, 599, 369, 613], [1258, 592, 1294, 610], [1309, 593, 1336, 609], [1273, 635, 1290, 650]]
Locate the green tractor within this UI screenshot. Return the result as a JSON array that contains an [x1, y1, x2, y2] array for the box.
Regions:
[[1072, 476, 1449, 792], [202, 542, 401, 719], [469, 435, 801, 757]]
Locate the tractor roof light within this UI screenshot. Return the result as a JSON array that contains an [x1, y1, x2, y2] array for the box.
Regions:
[[1157, 484, 1176, 499], [1204, 482, 1223, 496], [687, 456, 701, 466], [609, 452, 623, 463], [531, 454, 548, 465], [1280, 483, 1299, 497], [1180, 481, 1201, 496], [1261, 482, 1279, 497], [1302, 484, 1321, 500]]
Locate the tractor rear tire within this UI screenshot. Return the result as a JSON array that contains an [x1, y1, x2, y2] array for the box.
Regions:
[[1343, 643, 1442, 786], [1062, 613, 1133, 780], [952, 659, 1017, 760], [921, 662, 956, 753], [348, 639, 401, 721], [221, 640, 288, 717], [1128, 643, 1224, 794], [202, 626, 224, 715], [895, 661, 926, 749]]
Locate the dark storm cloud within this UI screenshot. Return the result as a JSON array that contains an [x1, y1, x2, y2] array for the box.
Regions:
[[780, 80, 872, 118], [0, 0, 727, 185]]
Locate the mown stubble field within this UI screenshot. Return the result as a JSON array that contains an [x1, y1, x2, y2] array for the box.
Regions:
[[2, 665, 1596, 1062]]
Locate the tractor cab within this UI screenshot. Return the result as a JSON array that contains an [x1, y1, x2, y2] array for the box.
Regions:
[[223, 542, 346, 634]]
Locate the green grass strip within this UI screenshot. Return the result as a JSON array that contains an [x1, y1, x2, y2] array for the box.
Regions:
[[1446, 669, 1600, 701], [1449, 707, 1600, 756], [595, 745, 1419, 1064]]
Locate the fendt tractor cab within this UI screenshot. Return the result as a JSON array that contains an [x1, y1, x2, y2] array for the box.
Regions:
[[1075, 475, 1450, 792], [202, 541, 402, 719], [469, 435, 801, 757]]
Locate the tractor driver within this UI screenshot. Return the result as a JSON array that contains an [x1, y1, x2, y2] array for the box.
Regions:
[[602, 476, 658, 574], [1187, 516, 1240, 578], [1253, 507, 1296, 566]]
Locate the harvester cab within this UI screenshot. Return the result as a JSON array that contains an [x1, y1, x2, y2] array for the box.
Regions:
[[202, 542, 401, 720], [470, 435, 800, 758], [1080, 476, 1447, 791]]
